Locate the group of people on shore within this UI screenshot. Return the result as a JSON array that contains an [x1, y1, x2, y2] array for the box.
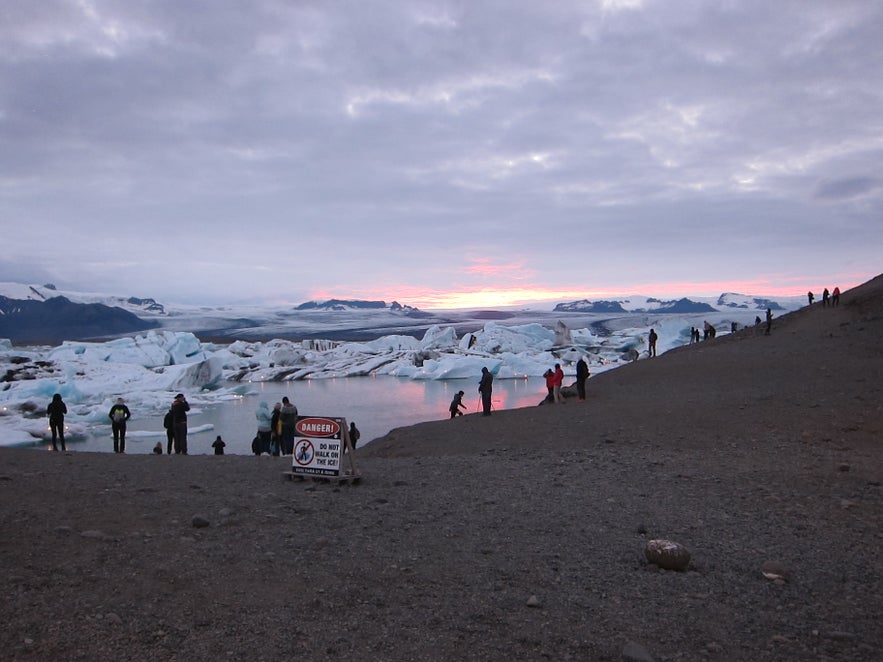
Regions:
[[45, 391, 359, 457], [46, 393, 137, 453], [452, 357, 591, 418]]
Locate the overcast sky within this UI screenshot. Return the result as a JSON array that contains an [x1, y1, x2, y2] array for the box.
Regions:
[[1, 0, 881, 308]]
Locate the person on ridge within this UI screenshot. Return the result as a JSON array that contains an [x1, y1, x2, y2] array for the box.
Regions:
[[478, 367, 493, 416], [449, 390, 467, 418], [170, 393, 190, 454], [648, 329, 658, 358], [822, 288, 830, 307], [832, 286, 840, 306], [108, 397, 131, 453], [212, 435, 226, 455], [765, 308, 773, 335], [807, 291, 814, 306], [47, 393, 67, 452]]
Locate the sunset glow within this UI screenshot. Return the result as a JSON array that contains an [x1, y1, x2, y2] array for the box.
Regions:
[[308, 273, 871, 311]]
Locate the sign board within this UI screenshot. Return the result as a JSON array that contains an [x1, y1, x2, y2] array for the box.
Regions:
[[291, 416, 345, 477]]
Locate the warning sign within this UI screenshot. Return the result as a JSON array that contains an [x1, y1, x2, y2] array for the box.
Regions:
[[291, 416, 344, 476]]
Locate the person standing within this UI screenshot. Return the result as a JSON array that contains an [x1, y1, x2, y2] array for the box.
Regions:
[[822, 288, 830, 307], [552, 363, 565, 404], [575, 357, 590, 401], [348, 422, 361, 451], [47, 393, 67, 451], [449, 390, 466, 418], [255, 401, 272, 454], [270, 402, 282, 456], [279, 396, 298, 455], [543, 368, 555, 403], [807, 291, 814, 306], [648, 329, 658, 358], [212, 436, 226, 455], [832, 286, 840, 306], [163, 408, 174, 454], [478, 367, 493, 416], [170, 393, 190, 454], [765, 308, 773, 335], [108, 397, 131, 453]]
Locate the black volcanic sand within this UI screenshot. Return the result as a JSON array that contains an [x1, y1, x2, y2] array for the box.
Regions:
[[1, 277, 881, 661]]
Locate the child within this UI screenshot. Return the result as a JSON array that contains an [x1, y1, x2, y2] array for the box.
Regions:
[[449, 390, 466, 418], [212, 435, 226, 455]]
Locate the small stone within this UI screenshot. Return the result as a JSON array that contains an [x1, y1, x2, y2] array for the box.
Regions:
[[526, 595, 542, 608], [105, 613, 122, 625], [761, 560, 789, 582], [644, 539, 691, 571], [191, 516, 210, 528], [837, 464, 850, 472]]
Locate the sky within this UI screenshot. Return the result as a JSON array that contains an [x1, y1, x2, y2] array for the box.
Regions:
[[1, 0, 881, 309]]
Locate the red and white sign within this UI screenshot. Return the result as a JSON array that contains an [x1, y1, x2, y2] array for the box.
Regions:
[[292, 416, 344, 477]]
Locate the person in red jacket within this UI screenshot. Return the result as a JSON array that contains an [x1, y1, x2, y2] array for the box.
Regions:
[[552, 363, 565, 404], [543, 368, 555, 403]]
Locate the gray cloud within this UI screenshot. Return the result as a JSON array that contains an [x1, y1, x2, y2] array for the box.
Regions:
[[1, 0, 881, 305]]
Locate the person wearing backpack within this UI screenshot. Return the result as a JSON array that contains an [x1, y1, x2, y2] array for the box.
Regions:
[[108, 397, 131, 453], [279, 396, 298, 456]]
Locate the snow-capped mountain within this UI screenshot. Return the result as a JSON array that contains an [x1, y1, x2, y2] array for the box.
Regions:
[[553, 292, 801, 314]]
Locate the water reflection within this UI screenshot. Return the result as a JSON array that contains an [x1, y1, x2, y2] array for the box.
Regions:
[[70, 376, 547, 455]]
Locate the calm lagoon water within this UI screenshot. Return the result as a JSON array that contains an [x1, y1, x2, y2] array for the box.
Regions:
[[67, 376, 549, 455]]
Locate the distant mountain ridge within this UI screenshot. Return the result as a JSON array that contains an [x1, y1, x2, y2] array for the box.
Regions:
[[554, 293, 791, 314], [295, 299, 418, 312], [555, 297, 717, 314], [0, 280, 805, 345], [0, 295, 157, 344]]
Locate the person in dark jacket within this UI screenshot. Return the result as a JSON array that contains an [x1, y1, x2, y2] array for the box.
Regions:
[[575, 357, 590, 401], [170, 393, 190, 454], [212, 436, 226, 455], [347, 422, 361, 453], [270, 402, 282, 456], [47, 393, 67, 451], [449, 391, 466, 418], [478, 367, 493, 416], [108, 397, 132, 453], [163, 409, 174, 454], [279, 397, 298, 456]]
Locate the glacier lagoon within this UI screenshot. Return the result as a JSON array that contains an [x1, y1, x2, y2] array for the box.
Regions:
[[47, 376, 550, 455]]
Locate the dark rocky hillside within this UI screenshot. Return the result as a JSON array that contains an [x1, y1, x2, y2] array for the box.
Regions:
[[0, 296, 157, 344]]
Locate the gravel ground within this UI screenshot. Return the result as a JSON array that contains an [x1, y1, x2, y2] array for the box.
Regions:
[[1, 276, 881, 661]]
